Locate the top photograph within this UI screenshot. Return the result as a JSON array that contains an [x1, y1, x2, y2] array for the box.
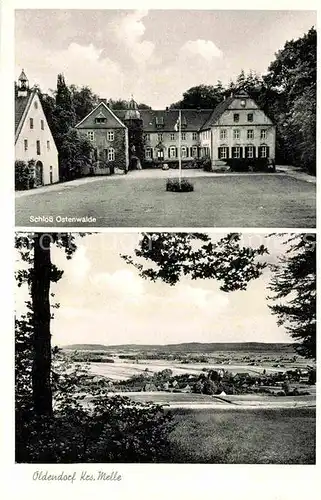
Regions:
[[14, 9, 316, 228]]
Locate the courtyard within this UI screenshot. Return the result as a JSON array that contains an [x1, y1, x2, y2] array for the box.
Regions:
[[15, 171, 316, 228]]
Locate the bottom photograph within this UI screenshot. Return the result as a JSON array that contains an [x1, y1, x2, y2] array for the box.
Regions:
[[15, 231, 316, 464]]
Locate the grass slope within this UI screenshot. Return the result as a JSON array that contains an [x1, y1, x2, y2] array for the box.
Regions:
[[168, 407, 315, 464]]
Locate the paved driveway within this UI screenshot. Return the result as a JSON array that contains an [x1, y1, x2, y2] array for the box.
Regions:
[[15, 171, 316, 228]]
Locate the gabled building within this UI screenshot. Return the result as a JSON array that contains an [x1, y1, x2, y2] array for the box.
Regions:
[[75, 100, 129, 175], [15, 70, 59, 186]]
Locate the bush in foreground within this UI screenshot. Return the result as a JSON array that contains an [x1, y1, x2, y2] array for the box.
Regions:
[[166, 178, 194, 192]]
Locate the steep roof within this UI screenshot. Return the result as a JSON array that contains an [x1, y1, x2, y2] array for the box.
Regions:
[[15, 89, 34, 139], [113, 108, 213, 132], [200, 96, 235, 130]]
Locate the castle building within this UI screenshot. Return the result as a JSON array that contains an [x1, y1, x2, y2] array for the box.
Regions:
[[75, 90, 275, 174], [15, 70, 59, 186]]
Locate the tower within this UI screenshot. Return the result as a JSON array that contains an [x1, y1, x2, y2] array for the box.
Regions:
[[17, 69, 29, 98], [123, 96, 144, 170]]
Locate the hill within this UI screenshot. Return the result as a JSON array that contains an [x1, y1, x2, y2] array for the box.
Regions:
[[62, 342, 296, 354]]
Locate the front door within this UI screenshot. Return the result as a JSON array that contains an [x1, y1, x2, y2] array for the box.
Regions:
[[157, 149, 164, 160], [35, 161, 43, 186]]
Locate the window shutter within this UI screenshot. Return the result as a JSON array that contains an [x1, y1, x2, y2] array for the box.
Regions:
[[252, 147, 256, 159], [231, 147, 236, 158], [94, 148, 98, 161], [175, 148, 178, 158], [258, 146, 262, 158], [218, 147, 222, 159], [150, 148, 153, 159], [239, 147, 243, 158], [226, 147, 229, 159], [168, 148, 171, 159], [266, 146, 270, 158], [245, 146, 249, 158]]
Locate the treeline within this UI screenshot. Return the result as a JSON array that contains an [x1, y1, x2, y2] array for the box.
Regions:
[[169, 27, 316, 174]]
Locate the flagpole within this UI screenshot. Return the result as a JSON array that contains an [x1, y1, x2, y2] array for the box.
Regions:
[[178, 109, 182, 185]]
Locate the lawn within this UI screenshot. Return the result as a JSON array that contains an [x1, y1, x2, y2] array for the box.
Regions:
[[15, 173, 316, 227], [168, 407, 315, 464]]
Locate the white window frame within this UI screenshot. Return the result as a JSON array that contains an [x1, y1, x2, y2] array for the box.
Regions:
[[233, 146, 241, 159], [108, 147, 115, 161], [107, 130, 114, 141], [247, 146, 254, 158], [260, 129, 267, 140], [247, 129, 254, 140], [169, 146, 176, 158], [220, 129, 227, 140], [233, 129, 240, 140], [170, 133, 175, 141], [181, 146, 187, 158], [158, 133, 163, 141], [145, 148, 152, 159], [47, 140, 50, 151], [181, 132, 186, 141], [221, 147, 228, 160], [192, 132, 198, 141], [24, 139, 28, 151], [87, 131, 95, 142], [192, 146, 198, 157], [145, 133, 150, 141], [261, 146, 267, 158]]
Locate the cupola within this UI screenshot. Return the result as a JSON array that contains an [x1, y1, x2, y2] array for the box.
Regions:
[[125, 96, 141, 121], [17, 69, 29, 98]]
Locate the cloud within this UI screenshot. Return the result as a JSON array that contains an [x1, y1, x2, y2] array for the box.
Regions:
[[116, 10, 156, 65], [92, 269, 145, 303], [180, 39, 223, 61], [15, 39, 124, 97]]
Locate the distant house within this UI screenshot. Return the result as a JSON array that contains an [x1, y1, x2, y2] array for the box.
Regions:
[[15, 70, 59, 186]]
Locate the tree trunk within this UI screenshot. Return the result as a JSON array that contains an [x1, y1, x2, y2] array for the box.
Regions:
[[31, 233, 53, 416]]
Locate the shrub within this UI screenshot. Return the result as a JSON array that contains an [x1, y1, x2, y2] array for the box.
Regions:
[[166, 178, 194, 192], [15, 160, 35, 190]]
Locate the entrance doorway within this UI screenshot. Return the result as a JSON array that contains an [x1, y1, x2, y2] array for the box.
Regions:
[[157, 149, 164, 161], [35, 161, 43, 186]]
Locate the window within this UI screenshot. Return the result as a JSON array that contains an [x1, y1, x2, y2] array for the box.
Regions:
[[107, 130, 114, 141], [95, 117, 107, 124], [34, 101, 38, 109], [232, 146, 241, 159], [145, 148, 152, 159], [192, 132, 198, 141], [36, 140, 41, 155], [156, 116, 164, 128], [87, 131, 95, 142], [192, 146, 198, 158], [41, 120, 44, 130], [29, 118, 34, 129], [50, 166, 53, 184], [107, 147, 115, 161], [233, 113, 239, 123], [247, 113, 253, 122], [170, 133, 175, 141], [220, 129, 227, 140], [169, 146, 176, 158], [47, 140, 50, 151], [233, 129, 240, 140], [260, 146, 267, 158], [260, 129, 267, 140], [181, 132, 186, 141], [158, 133, 163, 141], [246, 146, 254, 158], [219, 147, 228, 160], [145, 133, 150, 141], [247, 129, 254, 140], [181, 146, 187, 158], [24, 139, 28, 151]]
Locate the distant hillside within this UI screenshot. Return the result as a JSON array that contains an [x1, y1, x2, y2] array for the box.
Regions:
[[62, 342, 296, 353]]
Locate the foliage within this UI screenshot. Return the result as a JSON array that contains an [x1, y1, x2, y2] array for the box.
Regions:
[[15, 160, 35, 190], [268, 234, 316, 359], [169, 83, 226, 109], [122, 233, 267, 289], [166, 178, 194, 192]]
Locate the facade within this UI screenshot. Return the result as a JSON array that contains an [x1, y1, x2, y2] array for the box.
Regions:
[[76, 91, 275, 173], [75, 101, 129, 175], [15, 70, 59, 186]]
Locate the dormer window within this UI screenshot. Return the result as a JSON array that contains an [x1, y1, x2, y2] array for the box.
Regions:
[[240, 100, 246, 108], [95, 117, 107, 124], [156, 116, 164, 128]]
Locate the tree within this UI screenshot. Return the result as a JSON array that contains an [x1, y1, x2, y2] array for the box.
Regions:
[[122, 233, 267, 290], [16, 233, 78, 415], [268, 234, 316, 359], [69, 84, 100, 123], [169, 84, 225, 109]]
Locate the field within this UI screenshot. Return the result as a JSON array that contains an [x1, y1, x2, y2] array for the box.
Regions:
[[168, 407, 316, 464], [15, 173, 316, 227]]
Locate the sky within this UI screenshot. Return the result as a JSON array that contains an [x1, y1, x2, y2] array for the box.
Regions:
[[15, 232, 292, 347], [15, 9, 316, 108]]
